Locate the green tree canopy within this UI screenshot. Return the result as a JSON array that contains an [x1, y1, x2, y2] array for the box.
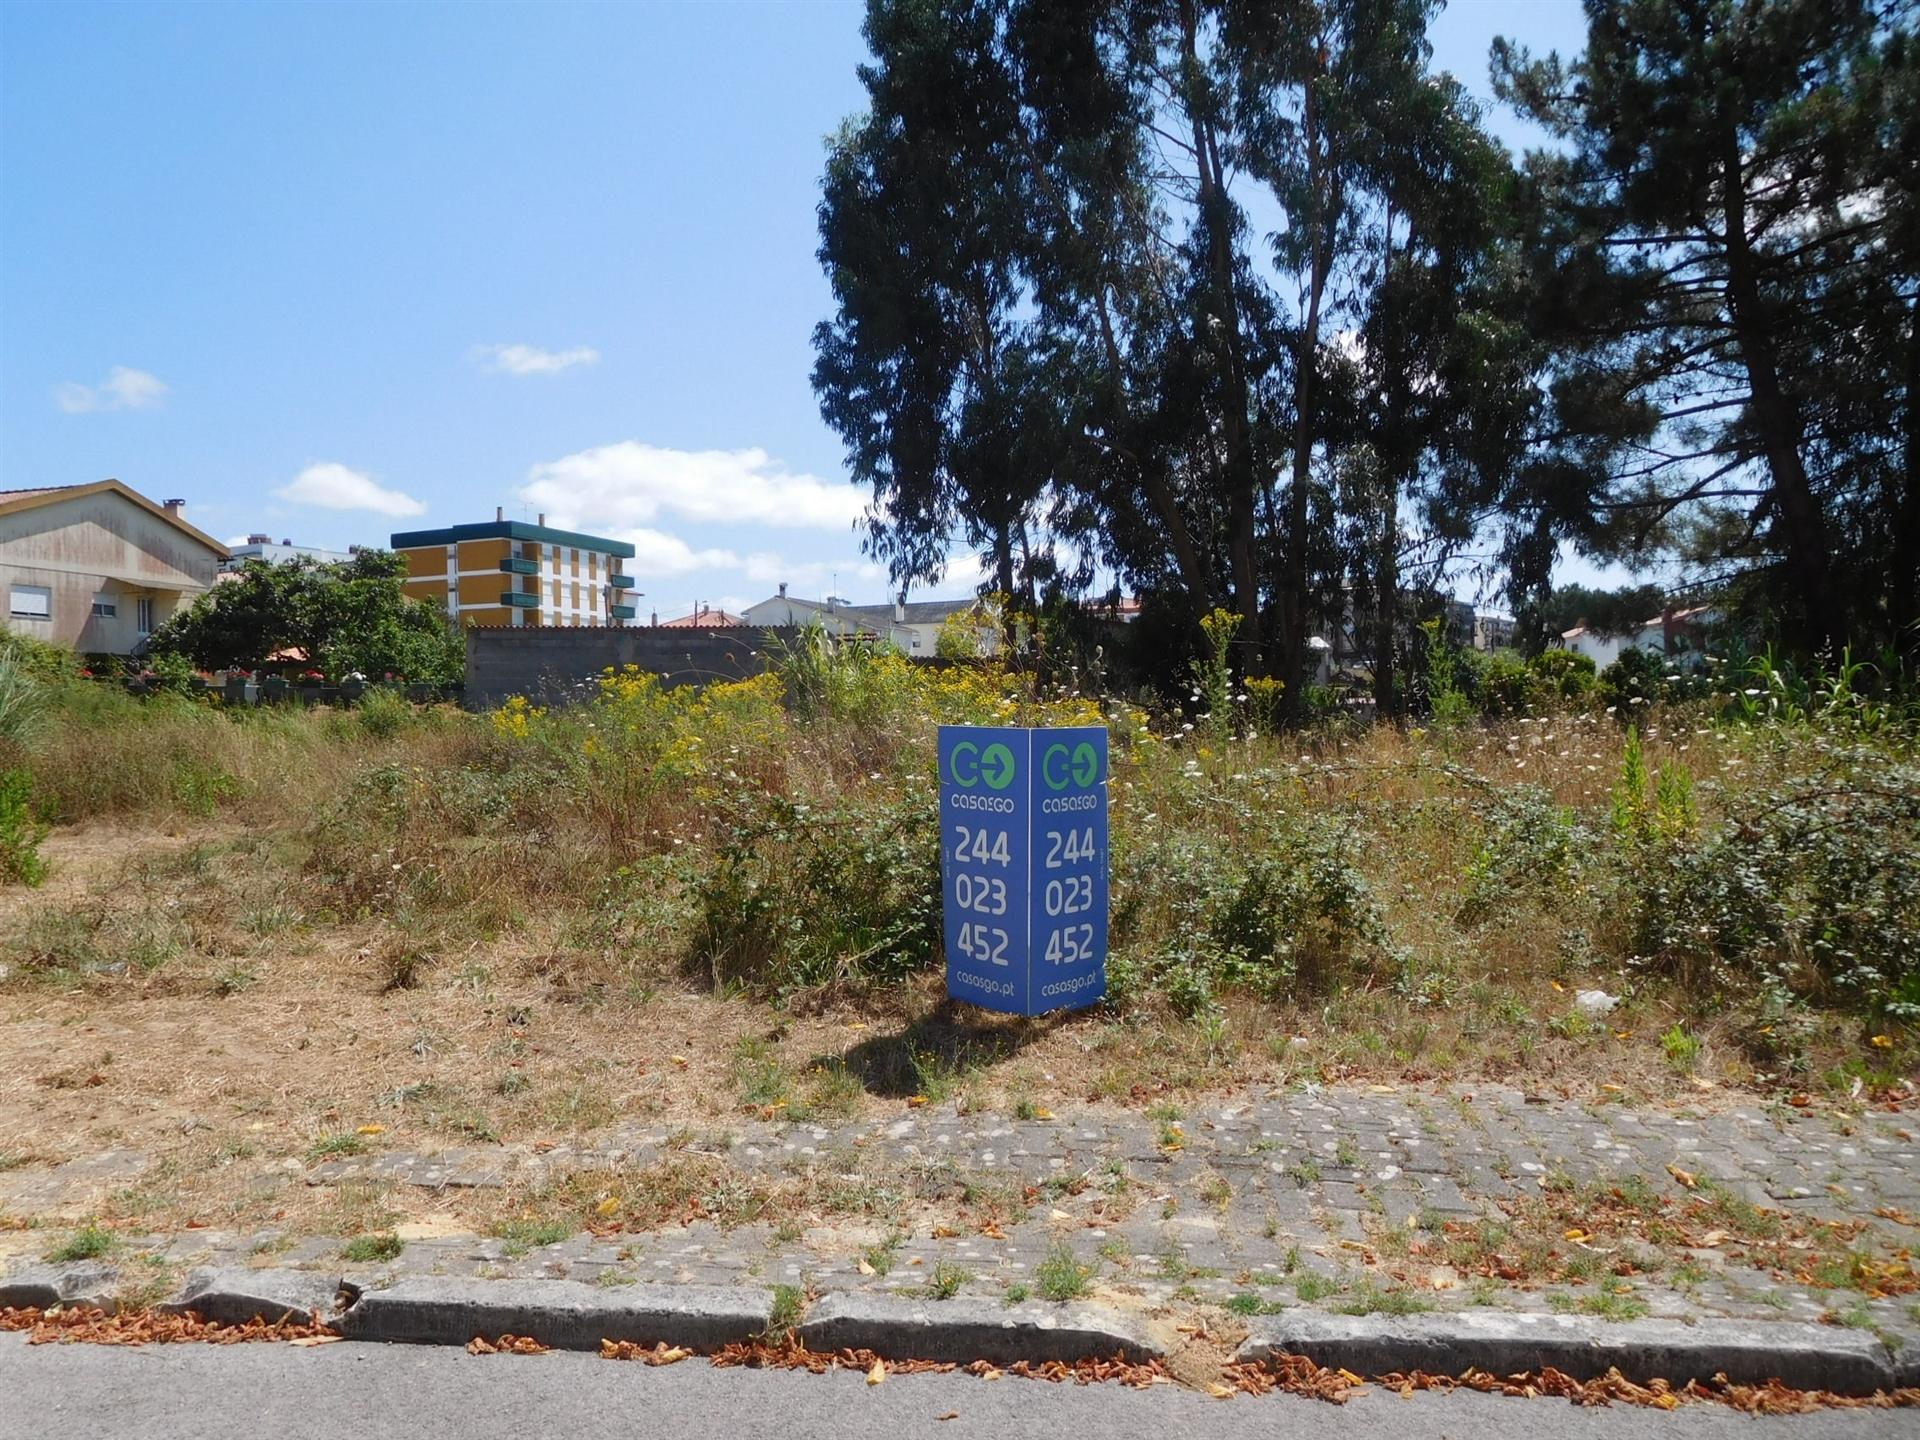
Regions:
[[151, 551, 464, 683]]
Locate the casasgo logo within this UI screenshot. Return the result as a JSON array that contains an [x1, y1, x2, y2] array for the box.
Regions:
[[1040, 741, 1100, 791], [947, 739, 1017, 791]]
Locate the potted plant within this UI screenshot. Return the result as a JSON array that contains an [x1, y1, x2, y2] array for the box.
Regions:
[[339, 670, 368, 702], [296, 668, 325, 703], [222, 667, 251, 705], [260, 673, 291, 704]]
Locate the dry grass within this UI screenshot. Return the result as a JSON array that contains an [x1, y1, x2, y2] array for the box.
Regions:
[[0, 682, 1912, 1240]]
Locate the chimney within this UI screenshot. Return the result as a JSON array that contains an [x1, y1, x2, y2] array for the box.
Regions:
[[247, 533, 270, 545], [162, 498, 185, 517], [894, 589, 906, 625], [778, 581, 787, 598], [496, 506, 504, 522], [537, 513, 546, 527]]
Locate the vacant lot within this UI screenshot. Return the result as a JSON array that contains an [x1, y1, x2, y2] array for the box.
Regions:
[[0, 642, 1915, 1241]]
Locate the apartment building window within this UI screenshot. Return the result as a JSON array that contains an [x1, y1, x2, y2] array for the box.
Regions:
[[136, 597, 154, 635], [92, 593, 118, 618], [9, 585, 50, 620]]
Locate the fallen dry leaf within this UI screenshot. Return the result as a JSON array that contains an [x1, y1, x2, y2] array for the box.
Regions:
[[867, 1359, 887, 1386], [1667, 1164, 1698, 1189], [356, 1124, 385, 1136], [936, 1413, 959, 1422], [1206, 1382, 1237, 1400]]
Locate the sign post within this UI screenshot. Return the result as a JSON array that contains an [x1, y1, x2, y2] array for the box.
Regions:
[[938, 724, 1108, 1015]]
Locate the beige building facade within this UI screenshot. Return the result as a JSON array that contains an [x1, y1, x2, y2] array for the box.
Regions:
[[0, 480, 227, 655]]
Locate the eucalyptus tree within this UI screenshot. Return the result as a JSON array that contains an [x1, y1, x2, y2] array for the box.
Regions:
[[1494, 0, 1915, 656]]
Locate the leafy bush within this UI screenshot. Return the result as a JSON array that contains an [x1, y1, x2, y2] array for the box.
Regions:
[[1528, 648, 1598, 703], [1113, 807, 1387, 1009], [0, 769, 49, 885], [1621, 744, 1920, 1010], [1459, 784, 1581, 922], [691, 785, 941, 998]]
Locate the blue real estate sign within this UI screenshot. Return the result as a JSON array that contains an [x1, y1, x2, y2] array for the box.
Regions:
[[938, 724, 1108, 1016]]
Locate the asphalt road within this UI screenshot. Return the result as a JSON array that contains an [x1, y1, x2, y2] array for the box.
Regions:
[[1, 1336, 1911, 1440]]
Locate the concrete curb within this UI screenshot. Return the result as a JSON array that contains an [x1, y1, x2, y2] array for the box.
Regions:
[[1234, 1310, 1898, 1394], [0, 1262, 121, 1312], [157, 1267, 342, 1329], [334, 1278, 774, 1353], [797, 1292, 1164, 1365]]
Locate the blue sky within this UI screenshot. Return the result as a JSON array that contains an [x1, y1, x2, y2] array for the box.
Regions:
[[0, 0, 1599, 620]]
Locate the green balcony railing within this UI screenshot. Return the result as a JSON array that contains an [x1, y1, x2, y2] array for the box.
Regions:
[[608, 573, 637, 589], [501, 592, 540, 609], [609, 604, 637, 620], [499, 556, 538, 575]]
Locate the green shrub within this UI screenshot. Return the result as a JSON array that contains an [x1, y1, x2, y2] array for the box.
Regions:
[[0, 768, 48, 885], [692, 784, 942, 998], [1529, 648, 1598, 703], [356, 686, 413, 739], [1459, 785, 1580, 922], [0, 629, 74, 682], [1622, 745, 1920, 1009], [1113, 808, 1387, 1007]]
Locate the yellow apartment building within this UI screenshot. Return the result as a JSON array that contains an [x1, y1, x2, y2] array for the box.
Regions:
[[390, 509, 638, 627]]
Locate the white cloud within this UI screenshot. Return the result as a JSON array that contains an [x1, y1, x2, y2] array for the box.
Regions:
[[520, 442, 866, 532], [936, 552, 992, 594], [54, 365, 169, 413], [275, 462, 426, 518], [474, 343, 600, 376], [618, 527, 740, 578]]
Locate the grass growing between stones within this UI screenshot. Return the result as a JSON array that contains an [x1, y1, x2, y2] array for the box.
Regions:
[[1035, 1242, 1096, 1302]]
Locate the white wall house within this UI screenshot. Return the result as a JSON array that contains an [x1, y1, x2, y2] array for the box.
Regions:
[[0, 480, 227, 655], [741, 587, 997, 655], [1560, 605, 1722, 671]]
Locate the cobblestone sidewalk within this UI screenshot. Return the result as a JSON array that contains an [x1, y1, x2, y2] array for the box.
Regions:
[[6, 1083, 1918, 1347]]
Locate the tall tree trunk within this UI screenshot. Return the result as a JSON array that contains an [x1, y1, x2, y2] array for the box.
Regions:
[[1182, 0, 1263, 673], [1374, 478, 1400, 716], [1894, 291, 1920, 658], [1279, 47, 1334, 722], [1719, 131, 1835, 655]]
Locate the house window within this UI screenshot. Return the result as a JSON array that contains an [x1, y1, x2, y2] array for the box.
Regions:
[[92, 593, 118, 619], [136, 597, 154, 635], [8, 585, 50, 620]]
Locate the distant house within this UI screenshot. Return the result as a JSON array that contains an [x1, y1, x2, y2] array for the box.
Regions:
[[740, 585, 995, 654], [1561, 604, 1721, 671], [221, 534, 355, 572], [391, 507, 639, 628], [658, 606, 746, 628], [0, 480, 227, 655]]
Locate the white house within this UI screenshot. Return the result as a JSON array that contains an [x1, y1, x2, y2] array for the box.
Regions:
[[1, 480, 227, 655], [1561, 604, 1722, 671], [741, 586, 996, 655]]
